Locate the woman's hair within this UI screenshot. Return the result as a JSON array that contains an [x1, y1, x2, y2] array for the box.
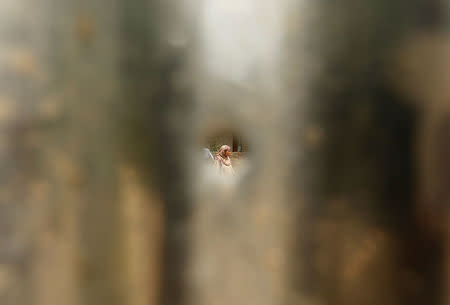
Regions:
[[217, 145, 231, 157]]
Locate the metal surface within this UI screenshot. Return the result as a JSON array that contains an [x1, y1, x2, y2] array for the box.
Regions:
[[0, 0, 448, 305]]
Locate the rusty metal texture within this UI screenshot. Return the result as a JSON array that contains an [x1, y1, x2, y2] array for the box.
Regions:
[[0, 0, 449, 305]]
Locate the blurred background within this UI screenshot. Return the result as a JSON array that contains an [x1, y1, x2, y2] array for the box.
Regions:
[[0, 0, 449, 304]]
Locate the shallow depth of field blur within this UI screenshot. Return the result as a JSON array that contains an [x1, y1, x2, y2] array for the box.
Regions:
[[0, 0, 449, 305]]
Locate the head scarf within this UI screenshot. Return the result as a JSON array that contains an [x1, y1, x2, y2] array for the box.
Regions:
[[216, 145, 232, 166]]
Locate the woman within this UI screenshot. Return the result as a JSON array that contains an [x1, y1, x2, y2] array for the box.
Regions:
[[215, 145, 235, 176]]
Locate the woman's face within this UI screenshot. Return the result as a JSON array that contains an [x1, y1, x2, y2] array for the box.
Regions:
[[225, 150, 230, 157]]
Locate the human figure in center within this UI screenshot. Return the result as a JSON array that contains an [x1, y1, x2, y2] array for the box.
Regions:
[[215, 145, 235, 176]]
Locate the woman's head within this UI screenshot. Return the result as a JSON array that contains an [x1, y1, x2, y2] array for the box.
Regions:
[[217, 145, 231, 157]]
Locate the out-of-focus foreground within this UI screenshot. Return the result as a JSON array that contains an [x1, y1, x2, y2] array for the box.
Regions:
[[0, 0, 449, 305]]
